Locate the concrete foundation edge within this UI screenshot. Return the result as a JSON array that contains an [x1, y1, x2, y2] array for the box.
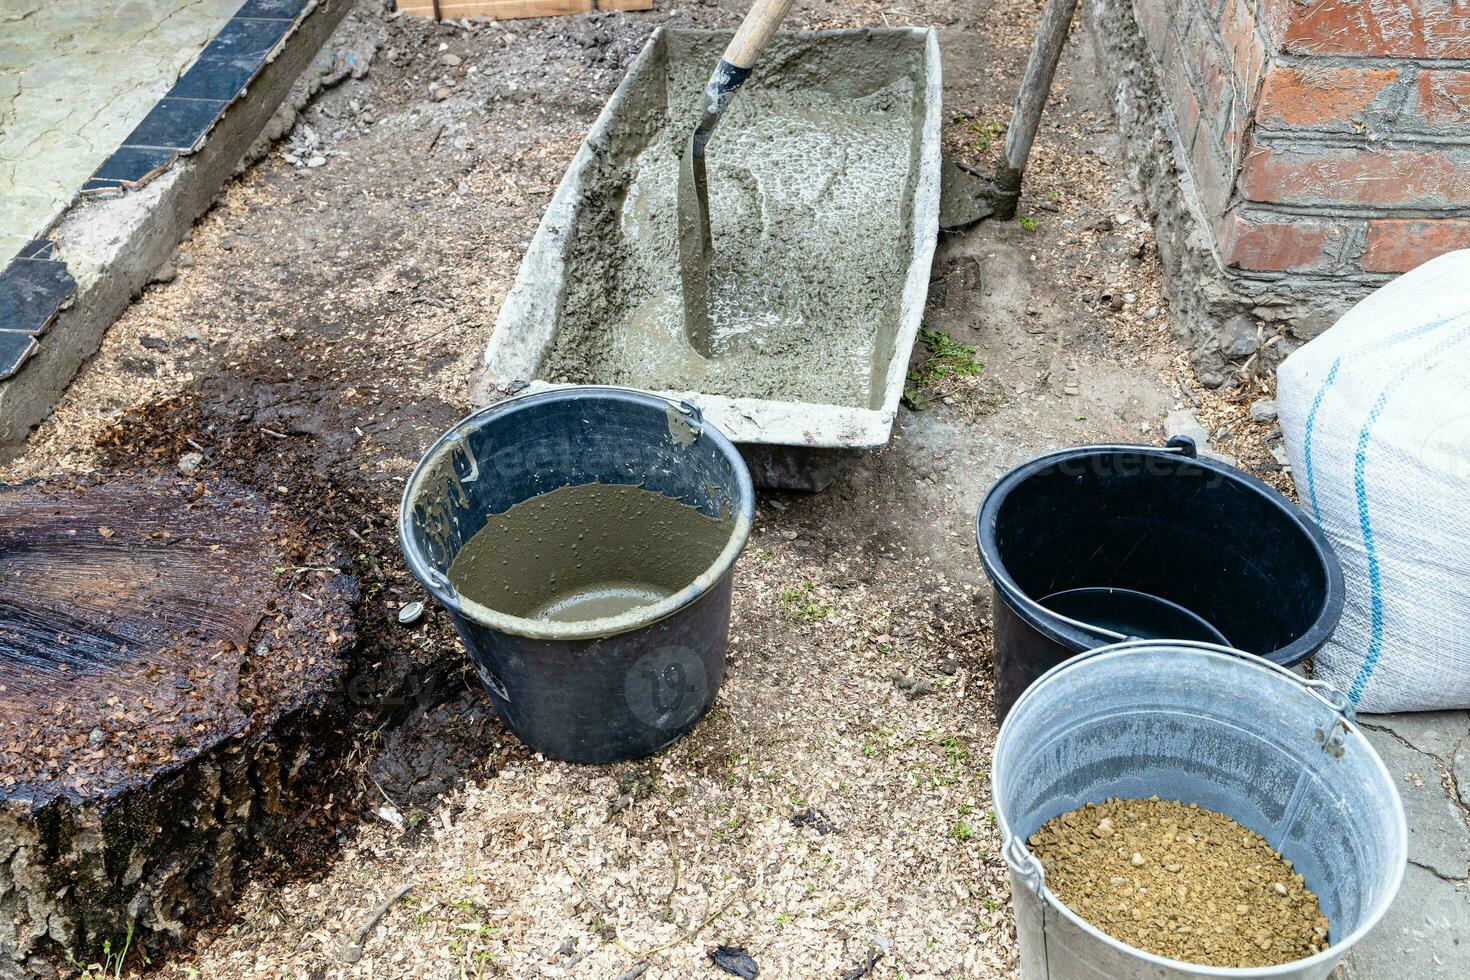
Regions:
[[1081, 0, 1369, 388], [0, 0, 356, 458]]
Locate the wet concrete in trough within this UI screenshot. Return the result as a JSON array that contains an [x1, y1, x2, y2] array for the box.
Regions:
[[542, 30, 928, 409]]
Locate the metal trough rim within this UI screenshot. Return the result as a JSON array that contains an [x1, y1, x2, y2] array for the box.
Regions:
[[480, 26, 943, 452]]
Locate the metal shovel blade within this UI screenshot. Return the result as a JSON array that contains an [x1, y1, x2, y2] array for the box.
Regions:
[[676, 113, 719, 358]]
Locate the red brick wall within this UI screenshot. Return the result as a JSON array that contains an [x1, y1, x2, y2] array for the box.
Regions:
[[1134, 0, 1470, 276]]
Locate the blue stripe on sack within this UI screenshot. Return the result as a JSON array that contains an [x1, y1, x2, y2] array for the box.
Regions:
[[1347, 317, 1470, 703], [1300, 312, 1465, 524], [1303, 358, 1341, 523]]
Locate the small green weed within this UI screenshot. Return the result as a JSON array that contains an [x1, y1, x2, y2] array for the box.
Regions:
[[951, 819, 976, 843], [904, 328, 984, 409], [780, 582, 832, 623], [1018, 215, 1039, 232]]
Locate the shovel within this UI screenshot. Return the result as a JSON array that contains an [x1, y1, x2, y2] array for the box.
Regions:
[[676, 0, 798, 358]]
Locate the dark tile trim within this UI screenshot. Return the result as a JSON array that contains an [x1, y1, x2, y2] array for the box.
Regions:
[[0, 243, 77, 383], [0, 331, 39, 382], [79, 1, 312, 201], [0, 255, 78, 337]]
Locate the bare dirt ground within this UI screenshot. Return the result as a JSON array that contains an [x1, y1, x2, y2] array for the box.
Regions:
[[1, 1, 1286, 976]]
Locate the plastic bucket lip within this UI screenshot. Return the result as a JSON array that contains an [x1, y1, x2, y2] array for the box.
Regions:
[[975, 443, 1345, 666], [398, 386, 755, 643], [991, 639, 1409, 978]]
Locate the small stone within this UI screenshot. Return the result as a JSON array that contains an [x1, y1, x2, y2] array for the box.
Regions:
[[781, 530, 798, 541], [306, 154, 327, 168], [941, 396, 956, 406], [1123, 292, 1137, 304], [398, 601, 425, 625], [1064, 385, 1079, 396], [1115, 213, 1134, 225], [88, 728, 105, 746], [1249, 398, 1278, 423], [1270, 445, 1290, 470], [176, 451, 203, 476], [176, 251, 196, 269], [431, 87, 450, 102], [150, 261, 177, 284], [457, 180, 470, 196], [1164, 409, 1210, 449], [1131, 852, 1146, 866], [1164, 862, 1182, 873], [1273, 882, 1288, 895], [1143, 306, 1159, 320], [1094, 817, 1115, 838], [441, 52, 462, 66]]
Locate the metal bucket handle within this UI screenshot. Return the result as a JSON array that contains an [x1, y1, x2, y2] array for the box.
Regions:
[[1000, 638, 1357, 910]]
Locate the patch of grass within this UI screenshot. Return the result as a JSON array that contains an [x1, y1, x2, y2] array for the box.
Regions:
[[904, 328, 984, 409], [954, 116, 1004, 153], [780, 581, 832, 623], [1018, 215, 1039, 232], [951, 819, 976, 843], [72, 923, 141, 978]]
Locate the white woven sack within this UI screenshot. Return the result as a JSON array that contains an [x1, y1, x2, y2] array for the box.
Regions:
[[1277, 249, 1470, 713]]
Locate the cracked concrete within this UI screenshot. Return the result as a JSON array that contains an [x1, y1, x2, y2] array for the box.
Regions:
[[1343, 711, 1470, 977], [0, 0, 241, 264]]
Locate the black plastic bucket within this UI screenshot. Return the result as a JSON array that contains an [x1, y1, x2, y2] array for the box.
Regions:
[[399, 386, 754, 764], [976, 440, 1344, 721]]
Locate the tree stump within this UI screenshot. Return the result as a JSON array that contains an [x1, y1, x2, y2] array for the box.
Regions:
[[0, 475, 356, 977]]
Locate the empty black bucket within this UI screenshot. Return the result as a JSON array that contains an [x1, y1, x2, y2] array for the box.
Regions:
[[399, 386, 754, 764], [976, 440, 1344, 721]]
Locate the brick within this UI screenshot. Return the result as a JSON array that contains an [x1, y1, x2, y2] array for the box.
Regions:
[[1240, 142, 1470, 209], [1220, 0, 1268, 107], [1256, 64, 1398, 132], [1412, 70, 1470, 132], [1179, 1, 1243, 155], [1219, 210, 1346, 272], [1283, 0, 1470, 59], [1135, 0, 1173, 60], [1189, 126, 1236, 220], [1257, 0, 1294, 48], [1362, 218, 1470, 273]]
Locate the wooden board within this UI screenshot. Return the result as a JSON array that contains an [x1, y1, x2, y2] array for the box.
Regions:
[[397, 0, 590, 19], [396, 0, 650, 20], [0, 473, 357, 970]]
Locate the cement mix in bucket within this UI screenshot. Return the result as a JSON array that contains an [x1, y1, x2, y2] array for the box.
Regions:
[[447, 483, 732, 623], [541, 31, 928, 410]]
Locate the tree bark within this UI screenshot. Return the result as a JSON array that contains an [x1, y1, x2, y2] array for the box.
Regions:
[[0, 474, 356, 977]]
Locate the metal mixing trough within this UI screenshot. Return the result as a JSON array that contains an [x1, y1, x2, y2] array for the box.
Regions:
[[476, 27, 942, 491]]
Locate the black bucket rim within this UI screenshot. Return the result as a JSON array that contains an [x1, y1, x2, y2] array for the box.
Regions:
[[399, 385, 755, 642], [975, 442, 1345, 667]]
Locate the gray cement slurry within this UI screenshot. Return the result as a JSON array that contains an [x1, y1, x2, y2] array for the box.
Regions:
[[0, 0, 241, 263], [447, 482, 732, 624], [541, 31, 927, 410]]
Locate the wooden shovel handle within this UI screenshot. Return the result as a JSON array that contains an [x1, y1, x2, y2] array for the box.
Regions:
[[721, 0, 799, 70]]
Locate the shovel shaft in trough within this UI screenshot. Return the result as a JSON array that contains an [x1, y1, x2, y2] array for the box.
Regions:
[[678, 0, 799, 357], [993, 0, 1078, 221]]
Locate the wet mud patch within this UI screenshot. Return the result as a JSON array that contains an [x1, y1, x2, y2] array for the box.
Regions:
[[93, 384, 526, 818]]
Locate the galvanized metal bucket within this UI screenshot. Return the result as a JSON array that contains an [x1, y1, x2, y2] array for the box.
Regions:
[[991, 640, 1406, 979]]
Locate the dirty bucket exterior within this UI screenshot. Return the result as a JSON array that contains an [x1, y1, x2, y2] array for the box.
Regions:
[[991, 641, 1406, 980], [976, 441, 1345, 721], [399, 386, 754, 764]]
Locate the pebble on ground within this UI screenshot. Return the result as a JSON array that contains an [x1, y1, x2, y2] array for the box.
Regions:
[[1027, 797, 1329, 967]]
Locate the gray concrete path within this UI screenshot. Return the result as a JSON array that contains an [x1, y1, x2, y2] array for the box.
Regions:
[[0, 0, 240, 262], [1342, 711, 1470, 977]]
